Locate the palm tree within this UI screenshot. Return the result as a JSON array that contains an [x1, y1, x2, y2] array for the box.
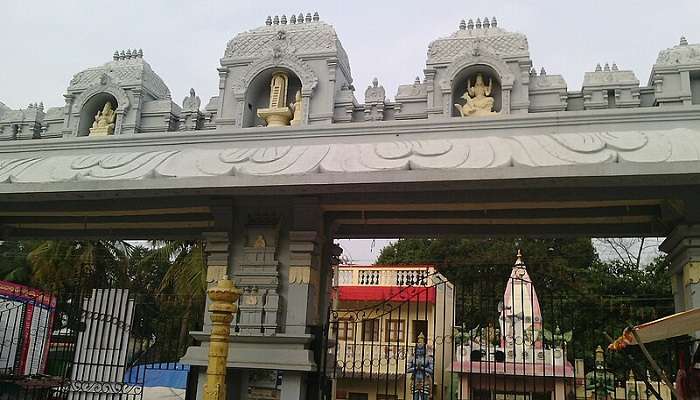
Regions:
[[26, 240, 133, 292], [138, 240, 207, 355]]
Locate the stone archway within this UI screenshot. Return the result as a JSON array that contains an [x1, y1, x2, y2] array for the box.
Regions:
[[77, 92, 119, 136], [73, 79, 130, 136], [232, 53, 318, 127], [441, 52, 515, 116]]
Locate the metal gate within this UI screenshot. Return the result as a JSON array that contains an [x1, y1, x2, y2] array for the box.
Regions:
[[0, 282, 202, 400], [320, 263, 691, 400]]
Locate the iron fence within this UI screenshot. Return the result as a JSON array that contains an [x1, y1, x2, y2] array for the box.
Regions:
[[321, 265, 690, 400], [0, 282, 204, 400]]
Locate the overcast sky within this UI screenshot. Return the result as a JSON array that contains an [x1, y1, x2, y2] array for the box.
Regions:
[[2, 0, 700, 110], [1, 0, 693, 263]]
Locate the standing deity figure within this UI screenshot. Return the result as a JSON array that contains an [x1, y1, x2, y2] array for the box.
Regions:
[[407, 333, 434, 400], [257, 72, 293, 127], [290, 90, 303, 126], [454, 73, 497, 117], [89, 101, 117, 136]]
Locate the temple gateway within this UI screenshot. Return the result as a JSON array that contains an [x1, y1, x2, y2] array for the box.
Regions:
[[1, 13, 700, 400]]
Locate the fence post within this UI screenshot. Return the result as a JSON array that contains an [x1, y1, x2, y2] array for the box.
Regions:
[[204, 275, 241, 400]]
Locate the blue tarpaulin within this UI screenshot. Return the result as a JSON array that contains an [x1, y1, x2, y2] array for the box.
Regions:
[[125, 363, 190, 389]]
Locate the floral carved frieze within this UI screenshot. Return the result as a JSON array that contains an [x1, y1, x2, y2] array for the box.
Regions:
[[1, 129, 699, 184]]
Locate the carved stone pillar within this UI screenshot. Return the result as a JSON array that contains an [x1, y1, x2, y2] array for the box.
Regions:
[[233, 217, 281, 335], [660, 225, 700, 318], [204, 232, 232, 330], [287, 231, 322, 335]]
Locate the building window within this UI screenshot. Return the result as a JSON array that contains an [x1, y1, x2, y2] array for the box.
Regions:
[[412, 320, 428, 342], [348, 393, 368, 400], [335, 319, 355, 341], [385, 319, 405, 342], [363, 319, 380, 342]]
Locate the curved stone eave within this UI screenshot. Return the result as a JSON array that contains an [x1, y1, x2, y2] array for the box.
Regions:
[[0, 126, 700, 196]]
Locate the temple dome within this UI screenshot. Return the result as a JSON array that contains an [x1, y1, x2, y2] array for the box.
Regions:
[[222, 14, 351, 77], [655, 36, 700, 66], [426, 18, 529, 65], [67, 50, 171, 100]]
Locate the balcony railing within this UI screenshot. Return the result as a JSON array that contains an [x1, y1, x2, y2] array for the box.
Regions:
[[336, 266, 435, 287]]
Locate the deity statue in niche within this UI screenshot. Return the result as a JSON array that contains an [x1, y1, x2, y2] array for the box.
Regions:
[[454, 73, 497, 117], [89, 101, 117, 136], [290, 90, 303, 126], [257, 72, 293, 127]]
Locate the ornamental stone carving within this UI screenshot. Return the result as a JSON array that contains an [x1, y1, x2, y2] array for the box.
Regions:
[[232, 52, 318, 98], [76, 81, 130, 113], [443, 52, 515, 91], [655, 38, 700, 66], [3, 129, 700, 184], [427, 23, 528, 65]]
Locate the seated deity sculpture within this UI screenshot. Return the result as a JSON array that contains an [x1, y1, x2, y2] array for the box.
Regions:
[[89, 101, 117, 136], [257, 72, 293, 127], [290, 90, 303, 126], [454, 73, 497, 117]]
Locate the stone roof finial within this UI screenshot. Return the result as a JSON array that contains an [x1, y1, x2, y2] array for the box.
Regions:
[[265, 16, 272, 26], [467, 19, 474, 30], [290, 14, 296, 24], [459, 19, 466, 30], [414, 76, 421, 84], [530, 67, 536, 76], [483, 17, 490, 28], [126, 49, 132, 59], [273, 15, 279, 25], [298, 13, 304, 23], [313, 12, 319, 22], [281, 15, 287, 25], [120, 50, 126, 59], [595, 63, 602, 72], [612, 62, 618, 71], [475, 18, 482, 29], [491, 17, 497, 28], [680, 36, 688, 46], [113, 50, 119, 61], [604, 62, 610, 72], [540, 67, 546, 76], [39, 102, 44, 111], [305, 13, 312, 23]]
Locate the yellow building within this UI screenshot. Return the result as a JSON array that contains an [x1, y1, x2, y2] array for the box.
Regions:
[[331, 264, 455, 400]]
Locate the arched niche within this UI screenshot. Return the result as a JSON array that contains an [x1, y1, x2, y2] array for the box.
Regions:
[[242, 68, 302, 128], [451, 64, 502, 117], [78, 92, 118, 136]]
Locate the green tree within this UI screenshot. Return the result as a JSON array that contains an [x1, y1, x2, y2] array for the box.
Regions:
[[376, 237, 673, 375], [0, 241, 33, 284]]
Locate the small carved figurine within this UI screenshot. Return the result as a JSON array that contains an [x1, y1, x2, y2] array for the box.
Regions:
[[290, 90, 303, 126], [182, 88, 201, 111], [89, 101, 117, 136]]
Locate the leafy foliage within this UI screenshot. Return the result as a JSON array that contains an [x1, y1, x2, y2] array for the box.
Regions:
[[377, 237, 674, 376]]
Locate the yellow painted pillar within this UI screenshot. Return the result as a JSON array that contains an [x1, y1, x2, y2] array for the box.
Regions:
[[204, 275, 241, 400]]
